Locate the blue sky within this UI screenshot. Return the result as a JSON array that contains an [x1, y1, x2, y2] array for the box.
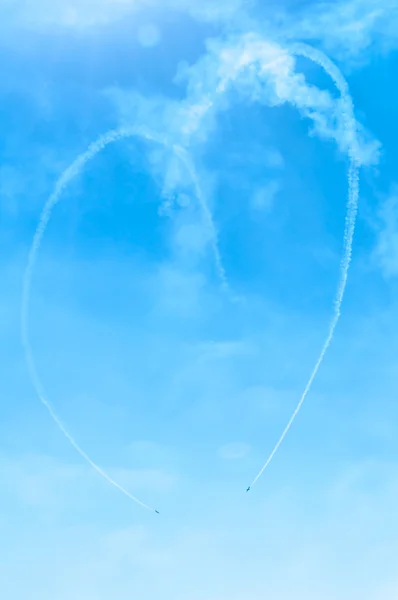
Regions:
[[1, 0, 398, 598]]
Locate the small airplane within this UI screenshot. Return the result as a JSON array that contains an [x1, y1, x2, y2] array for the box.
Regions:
[[246, 486, 251, 492]]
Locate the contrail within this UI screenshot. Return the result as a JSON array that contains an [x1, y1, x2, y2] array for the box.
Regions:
[[172, 143, 229, 292], [21, 126, 223, 512], [247, 43, 360, 490]]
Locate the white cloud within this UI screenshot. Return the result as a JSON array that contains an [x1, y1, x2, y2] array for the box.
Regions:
[[0, 452, 178, 511], [1, 0, 250, 31], [4, 0, 398, 74], [2, 454, 398, 599], [108, 32, 380, 167], [3, 0, 145, 29], [280, 0, 398, 64]]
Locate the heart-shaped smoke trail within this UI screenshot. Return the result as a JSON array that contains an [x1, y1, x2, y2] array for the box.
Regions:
[[21, 126, 226, 513], [21, 38, 365, 510]]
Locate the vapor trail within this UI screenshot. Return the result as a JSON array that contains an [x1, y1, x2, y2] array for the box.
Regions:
[[172, 144, 229, 291], [247, 44, 360, 490], [21, 126, 223, 512]]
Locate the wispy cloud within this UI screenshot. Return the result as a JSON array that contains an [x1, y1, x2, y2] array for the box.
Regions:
[[107, 31, 380, 167], [278, 0, 398, 64], [1, 0, 251, 31], [2, 451, 398, 599], [3, 0, 398, 597], [4, 0, 398, 74], [0, 452, 178, 512], [105, 30, 381, 491]]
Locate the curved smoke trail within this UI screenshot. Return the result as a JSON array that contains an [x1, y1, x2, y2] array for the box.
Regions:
[[172, 143, 228, 291], [21, 126, 225, 512], [247, 43, 360, 490]]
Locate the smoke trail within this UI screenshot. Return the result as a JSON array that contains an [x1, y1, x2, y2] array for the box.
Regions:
[[174, 37, 361, 487], [247, 43, 360, 490], [172, 144, 229, 291], [21, 126, 224, 512]]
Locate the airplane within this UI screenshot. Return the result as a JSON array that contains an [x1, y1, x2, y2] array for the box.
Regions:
[[246, 486, 251, 492], [155, 510, 160, 514]]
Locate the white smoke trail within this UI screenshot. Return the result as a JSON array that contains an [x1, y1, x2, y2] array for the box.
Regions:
[[169, 38, 361, 489], [172, 143, 229, 291], [21, 125, 224, 512], [247, 43, 360, 490]]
